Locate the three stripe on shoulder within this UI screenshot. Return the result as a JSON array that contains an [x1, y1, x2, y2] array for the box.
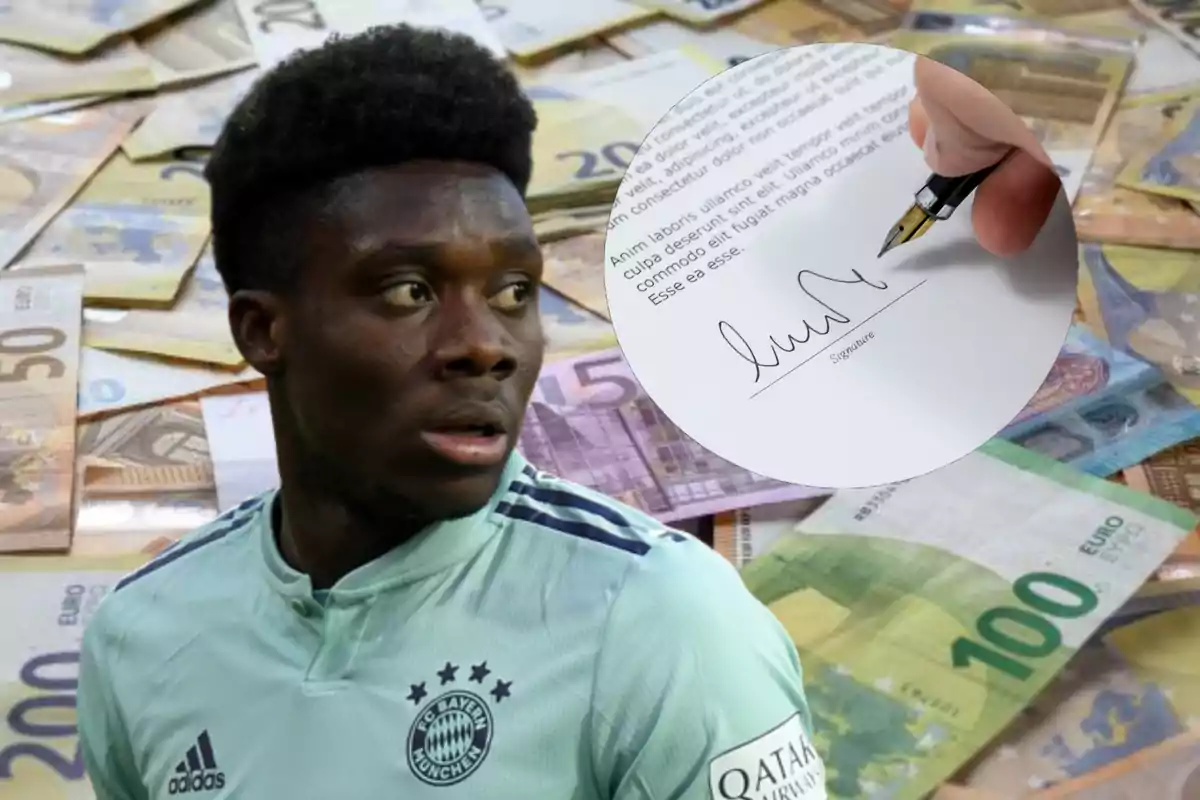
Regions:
[[496, 466, 650, 556], [114, 496, 265, 592]]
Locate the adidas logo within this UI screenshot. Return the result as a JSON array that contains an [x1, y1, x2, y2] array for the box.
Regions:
[[167, 730, 226, 795]]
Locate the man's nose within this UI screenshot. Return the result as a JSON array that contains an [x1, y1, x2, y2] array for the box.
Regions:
[[430, 298, 518, 381]]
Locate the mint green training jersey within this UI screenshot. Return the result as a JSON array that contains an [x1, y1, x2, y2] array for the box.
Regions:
[[79, 452, 828, 800]]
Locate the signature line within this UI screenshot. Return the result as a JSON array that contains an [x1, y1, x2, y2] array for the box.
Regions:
[[748, 279, 928, 401]]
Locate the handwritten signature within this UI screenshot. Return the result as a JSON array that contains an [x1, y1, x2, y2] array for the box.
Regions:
[[718, 269, 889, 383]]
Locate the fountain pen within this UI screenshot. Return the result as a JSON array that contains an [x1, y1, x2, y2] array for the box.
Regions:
[[877, 149, 1015, 258]]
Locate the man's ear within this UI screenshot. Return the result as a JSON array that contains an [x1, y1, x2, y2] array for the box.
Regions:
[[229, 290, 286, 375]]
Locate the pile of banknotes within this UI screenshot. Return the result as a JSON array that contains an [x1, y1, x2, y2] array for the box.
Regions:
[[5, 0, 1200, 798]]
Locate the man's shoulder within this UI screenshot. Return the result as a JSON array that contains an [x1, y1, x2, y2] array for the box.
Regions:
[[500, 464, 711, 564], [88, 494, 269, 639]]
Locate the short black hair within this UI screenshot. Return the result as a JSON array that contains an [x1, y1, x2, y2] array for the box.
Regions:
[[204, 24, 537, 293]]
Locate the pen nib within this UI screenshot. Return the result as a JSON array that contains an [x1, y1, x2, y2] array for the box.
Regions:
[[878, 204, 934, 258]]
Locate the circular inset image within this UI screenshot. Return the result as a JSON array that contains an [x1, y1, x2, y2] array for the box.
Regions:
[[603, 42, 1078, 489]]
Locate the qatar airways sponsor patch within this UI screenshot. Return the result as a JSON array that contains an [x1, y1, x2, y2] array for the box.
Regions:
[[708, 713, 827, 800]]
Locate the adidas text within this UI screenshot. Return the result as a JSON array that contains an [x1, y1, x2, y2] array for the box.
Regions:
[[168, 772, 225, 794]]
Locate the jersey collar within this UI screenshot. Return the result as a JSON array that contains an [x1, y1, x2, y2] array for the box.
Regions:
[[259, 451, 530, 600]]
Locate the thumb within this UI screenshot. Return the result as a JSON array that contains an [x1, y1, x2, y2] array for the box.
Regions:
[[912, 56, 1053, 177]]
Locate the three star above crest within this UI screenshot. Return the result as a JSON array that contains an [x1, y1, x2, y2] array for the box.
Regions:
[[406, 661, 514, 704]]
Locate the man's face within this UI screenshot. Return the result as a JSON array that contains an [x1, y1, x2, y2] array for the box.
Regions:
[[276, 161, 544, 521]]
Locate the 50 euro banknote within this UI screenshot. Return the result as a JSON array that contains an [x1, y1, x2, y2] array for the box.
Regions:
[[741, 438, 1196, 799]]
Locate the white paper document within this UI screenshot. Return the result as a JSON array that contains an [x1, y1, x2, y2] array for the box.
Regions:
[[604, 43, 1078, 489], [200, 391, 281, 512]]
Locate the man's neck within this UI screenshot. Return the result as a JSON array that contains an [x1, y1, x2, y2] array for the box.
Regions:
[[273, 486, 426, 591]]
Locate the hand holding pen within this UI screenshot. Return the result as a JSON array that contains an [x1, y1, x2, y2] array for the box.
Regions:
[[880, 57, 1062, 259]]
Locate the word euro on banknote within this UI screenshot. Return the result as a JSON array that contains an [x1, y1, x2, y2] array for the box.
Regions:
[[742, 438, 1196, 799], [1118, 98, 1200, 205], [1075, 87, 1200, 249], [0, 105, 142, 269], [479, 0, 652, 60], [0, 0, 202, 55], [0, 266, 86, 554], [12, 158, 211, 305], [1078, 242, 1200, 406], [135, 0, 256, 86], [891, 12, 1137, 199], [0, 555, 150, 799], [84, 242, 242, 366], [1001, 322, 1200, 476]]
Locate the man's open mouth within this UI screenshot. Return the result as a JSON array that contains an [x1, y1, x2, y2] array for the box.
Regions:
[[419, 414, 511, 467]]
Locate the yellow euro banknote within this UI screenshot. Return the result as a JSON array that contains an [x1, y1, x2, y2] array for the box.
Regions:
[[1117, 99, 1200, 206], [120, 70, 256, 161], [0, 554, 149, 798], [77, 346, 261, 418], [12, 157, 211, 305], [731, 0, 881, 48], [84, 242, 242, 366], [136, 0, 255, 86], [908, 0, 1127, 20], [0, 0, 204, 55], [892, 15, 1136, 198], [541, 233, 609, 319], [482, 0, 652, 61], [0, 38, 157, 110], [1075, 87, 1200, 248], [0, 266, 86, 555], [742, 439, 1195, 799], [0, 104, 143, 269]]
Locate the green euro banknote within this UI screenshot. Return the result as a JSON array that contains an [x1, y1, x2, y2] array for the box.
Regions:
[[481, 0, 652, 61], [121, 70, 256, 161], [0, 266, 86, 555], [11, 158, 211, 305], [84, 242, 243, 366], [891, 14, 1137, 199], [1117, 99, 1200, 206], [0, 554, 149, 799], [1075, 87, 1200, 249], [0, 39, 156, 110], [740, 439, 1196, 799], [0, 0, 203, 55], [136, 0, 255, 86], [0, 104, 143, 269]]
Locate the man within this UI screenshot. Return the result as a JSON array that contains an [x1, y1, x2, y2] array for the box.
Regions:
[[78, 25, 827, 800]]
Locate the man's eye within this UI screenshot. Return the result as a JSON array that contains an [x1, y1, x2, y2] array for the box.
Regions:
[[490, 282, 532, 311], [382, 281, 434, 308]]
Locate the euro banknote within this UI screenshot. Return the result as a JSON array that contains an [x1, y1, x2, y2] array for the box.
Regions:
[[0, 105, 142, 269], [1118, 99, 1200, 205], [1122, 13, 1200, 96], [480, 0, 651, 60], [0, 0, 202, 55], [1105, 606, 1200, 732], [0, 266, 86, 554], [0, 38, 157, 110], [532, 203, 614, 241], [0, 555, 150, 799], [1123, 442, 1200, 580], [77, 399, 210, 469], [11, 157, 211, 304], [1075, 87, 1200, 249], [949, 641, 1187, 794], [521, 348, 824, 522], [0, 98, 102, 125], [1078, 242, 1200, 406], [121, 70, 257, 161], [712, 498, 829, 569], [1131, 0, 1200, 58], [525, 48, 725, 210], [625, 0, 769, 25], [235, 0, 503, 71], [77, 346, 261, 417], [84, 243, 242, 366], [1029, 729, 1200, 797], [541, 233, 609, 319], [729, 0, 893, 47], [606, 18, 776, 67], [136, 0, 255, 86], [891, 13, 1138, 199], [908, 0, 1127, 20], [741, 439, 1196, 799], [510, 42, 631, 83]]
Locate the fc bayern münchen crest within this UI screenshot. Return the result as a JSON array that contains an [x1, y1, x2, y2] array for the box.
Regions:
[[407, 690, 494, 786]]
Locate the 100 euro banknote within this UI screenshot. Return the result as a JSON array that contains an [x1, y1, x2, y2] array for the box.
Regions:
[[742, 438, 1195, 799]]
